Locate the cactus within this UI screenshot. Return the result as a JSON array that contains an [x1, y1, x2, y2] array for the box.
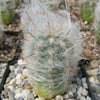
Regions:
[[0, 0, 15, 24], [94, 1, 100, 44], [0, 33, 3, 48], [14, 0, 19, 7], [96, 22, 100, 44], [80, 0, 96, 23], [21, 0, 83, 99]]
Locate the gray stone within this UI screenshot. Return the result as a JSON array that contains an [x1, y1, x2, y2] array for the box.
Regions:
[[94, 95, 100, 100], [97, 74, 100, 82], [16, 97, 24, 100], [8, 90, 15, 100], [93, 85, 100, 94], [21, 79, 27, 87], [27, 93, 34, 100], [81, 88, 88, 96], [9, 72, 16, 78], [68, 91, 74, 98]]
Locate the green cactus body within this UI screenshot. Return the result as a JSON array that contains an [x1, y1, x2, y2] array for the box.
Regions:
[[80, 1, 96, 23], [0, 32, 3, 48], [96, 22, 100, 44], [25, 35, 72, 99], [0, 0, 15, 24], [0, 38, 2, 48], [14, 0, 19, 7]]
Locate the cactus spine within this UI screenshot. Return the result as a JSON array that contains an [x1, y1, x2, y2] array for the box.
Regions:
[[21, 0, 83, 99], [0, 0, 15, 24]]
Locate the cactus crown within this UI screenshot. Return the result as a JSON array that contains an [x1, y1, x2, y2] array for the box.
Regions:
[[21, 0, 83, 99]]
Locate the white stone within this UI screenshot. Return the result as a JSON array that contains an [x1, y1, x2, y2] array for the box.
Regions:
[[21, 90, 30, 98], [9, 65, 15, 71], [87, 69, 98, 76], [15, 93, 23, 99], [55, 95, 63, 100], [89, 77, 95, 83], [63, 94, 69, 99], [18, 59, 23, 65], [7, 85, 14, 91], [9, 79, 16, 85], [83, 82, 88, 89], [82, 78, 86, 83], [77, 87, 83, 97], [82, 88, 88, 96], [87, 96, 91, 100], [16, 74, 22, 85], [68, 91, 73, 97], [80, 96, 86, 100], [35, 97, 45, 100]]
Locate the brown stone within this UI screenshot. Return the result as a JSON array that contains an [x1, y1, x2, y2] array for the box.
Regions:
[[21, 75, 27, 80], [24, 82, 31, 89]]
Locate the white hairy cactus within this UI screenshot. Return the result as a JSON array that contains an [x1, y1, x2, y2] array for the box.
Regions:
[[94, 0, 100, 44], [21, 0, 83, 99]]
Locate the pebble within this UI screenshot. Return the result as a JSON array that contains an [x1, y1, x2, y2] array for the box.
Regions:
[[9, 78, 16, 86], [97, 74, 100, 82], [55, 95, 63, 100], [35, 97, 45, 100], [16, 74, 22, 85], [7, 90, 15, 100], [83, 82, 88, 89], [81, 78, 86, 83], [6, 77, 12, 84], [87, 96, 91, 100], [87, 69, 98, 76], [9, 71, 16, 78], [16, 96, 24, 100], [68, 91, 74, 98], [80, 96, 86, 100], [7, 85, 14, 91], [89, 77, 95, 83], [91, 60, 98, 68], [15, 68, 22, 74], [10, 65, 15, 71], [21, 75, 27, 80], [24, 82, 31, 89], [63, 94, 69, 99], [27, 93, 34, 100], [81, 88, 88, 96], [93, 85, 100, 94], [15, 93, 23, 99], [77, 87, 83, 97], [18, 59, 23, 65]]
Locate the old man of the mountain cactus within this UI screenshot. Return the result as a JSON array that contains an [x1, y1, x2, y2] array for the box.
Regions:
[[21, 0, 83, 99]]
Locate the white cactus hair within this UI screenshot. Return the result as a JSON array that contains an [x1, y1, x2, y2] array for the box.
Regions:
[[21, 0, 83, 98], [94, 0, 100, 30]]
